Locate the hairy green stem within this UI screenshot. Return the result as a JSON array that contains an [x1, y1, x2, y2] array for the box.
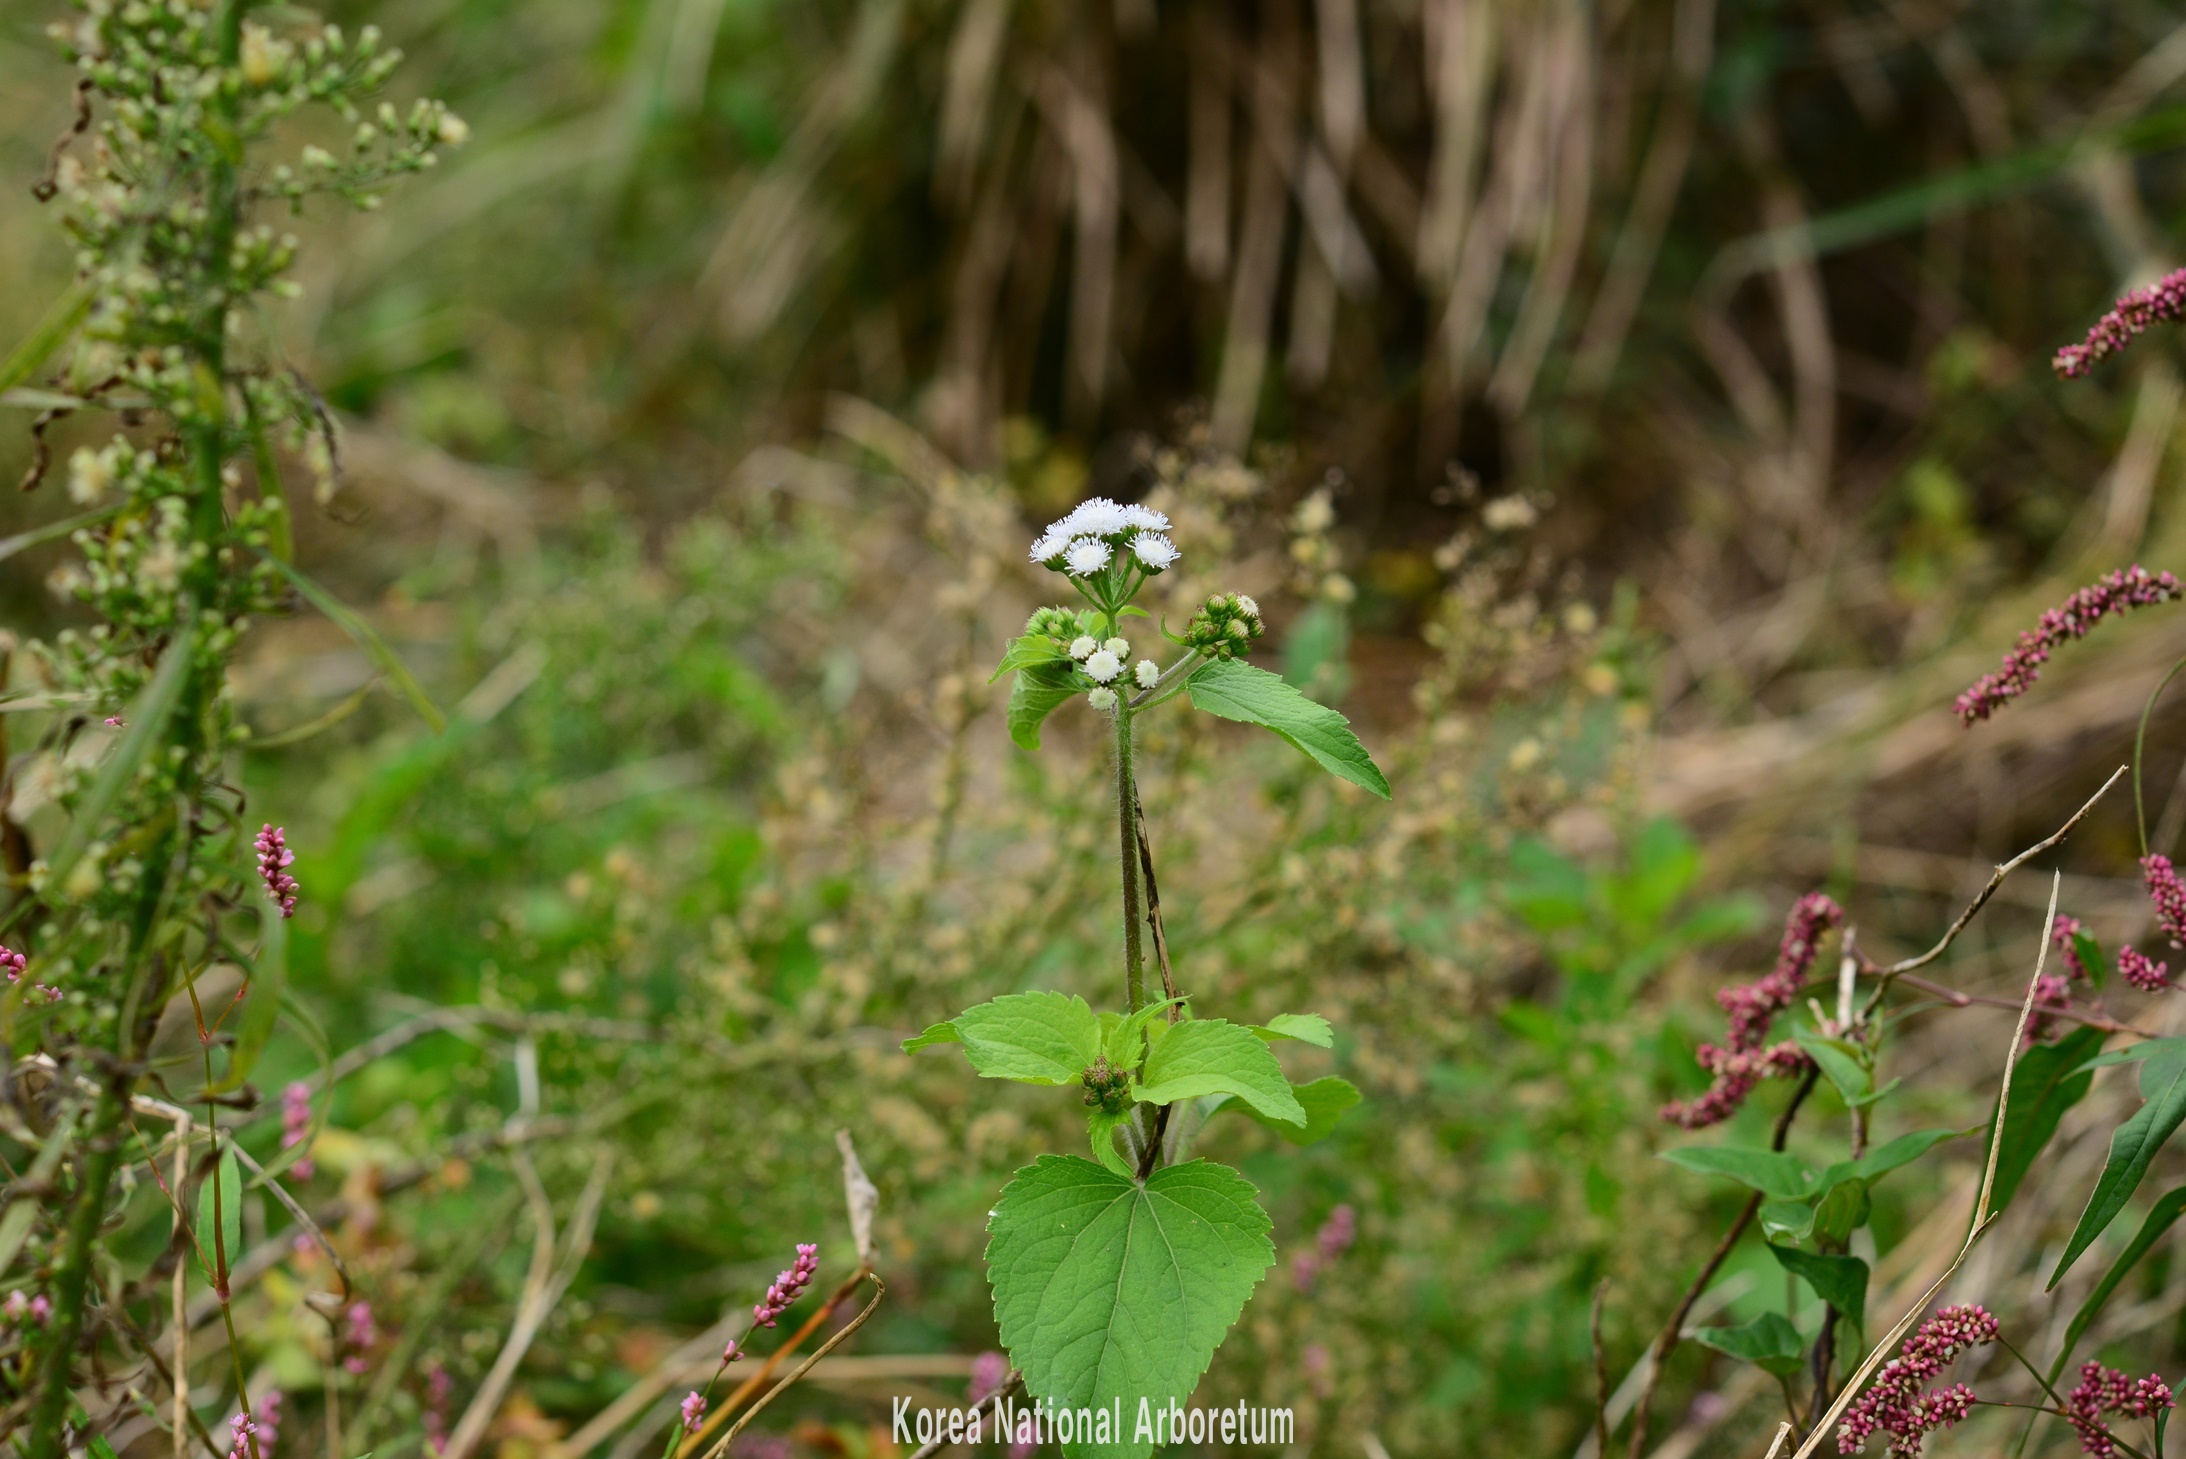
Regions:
[[1116, 707, 1145, 1014]]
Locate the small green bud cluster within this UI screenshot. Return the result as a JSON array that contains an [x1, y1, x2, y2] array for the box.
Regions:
[[1080, 1055, 1131, 1114], [1183, 593, 1266, 659], [1024, 605, 1079, 640]]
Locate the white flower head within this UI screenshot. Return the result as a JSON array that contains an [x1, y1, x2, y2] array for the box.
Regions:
[[1134, 659, 1160, 689], [1234, 594, 1260, 619], [1130, 534, 1179, 571], [1102, 637, 1128, 657], [1068, 635, 1097, 660], [1061, 497, 1132, 538], [1087, 687, 1118, 712], [67, 446, 113, 505], [1064, 537, 1112, 576], [1029, 531, 1071, 564], [1083, 650, 1122, 683], [1123, 504, 1171, 532]]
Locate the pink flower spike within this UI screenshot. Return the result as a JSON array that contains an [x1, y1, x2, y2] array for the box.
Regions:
[[1663, 894, 1843, 1129], [722, 1338, 742, 1364], [2145, 855, 2186, 947], [2055, 267, 2186, 378], [281, 1081, 315, 1179], [1836, 1304, 1999, 1455], [681, 1391, 709, 1433], [256, 824, 299, 918], [2052, 915, 2093, 981], [752, 1242, 819, 1327], [2067, 1362, 2176, 1457], [2120, 945, 2172, 994], [1954, 567, 2181, 725], [0, 945, 25, 984]]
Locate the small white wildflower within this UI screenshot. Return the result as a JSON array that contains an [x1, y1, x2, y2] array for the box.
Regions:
[[1083, 650, 1122, 683], [1063, 497, 1132, 537], [67, 447, 113, 504], [301, 145, 335, 169], [1482, 495, 1539, 532], [1102, 637, 1128, 657], [139, 539, 184, 593], [436, 112, 469, 146], [1064, 537, 1111, 575], [1122, 504, 1170, 532], [1134, 660, 1160, 689], [1130, 533, 1179, 570], [1294, 490, 1335, 534], [1234, 594, 1260, 619], [1068, 635, 1097, 660], [239, 22, 289, 85], [1087, 687, 1118, 712]]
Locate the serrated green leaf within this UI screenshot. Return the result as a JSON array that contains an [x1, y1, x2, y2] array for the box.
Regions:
[[1692, 1311, 1806, 1378], [1230, 1076, 1359, 1145], [1104, 998, 1184, 1067], [1087, 1108, 1137, 1177], [1252, 1013, 1333, 1047], [987, 1155, 1275, 1459], [1986, 1025, 2106, 1218], [1007, 660, 1082, 751], [990, 634, 1071, 684], [902, 992, 1103, 1085], [1660, 1145, 1818, 1201], [1184, 659, 1390, 799], [2052, 1185, 2186, 1387], [1758, 1199, 1816, 1245], [1769, 1244, 1867, 1321], [197, 1146, 244, 1285], [2051, 1050, 2186, 1287], [1134, 1019, 1305, 1125]]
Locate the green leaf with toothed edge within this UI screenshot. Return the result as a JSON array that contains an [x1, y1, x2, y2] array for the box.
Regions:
[[1253, 1013, 1333, 1047], [990, 634, 1070, 684], [1087, 1107, 1137, 1178], [987, 1155, 1275, 1459], [1006, 659, 1082, 751], [1184, 659, 1390, 798], [903, 991, 1103, 1086], [1221, 1076, 1361, 1145], [1133, 1019, 1305, 1125]]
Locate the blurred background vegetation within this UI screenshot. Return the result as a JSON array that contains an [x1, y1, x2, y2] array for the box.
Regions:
[[11, 0, 2186, 1454]]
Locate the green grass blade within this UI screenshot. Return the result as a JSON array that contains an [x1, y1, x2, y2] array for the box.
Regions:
[[263, 553, 445, 732], [0, 504, 123, 567], [0, 280, 92, 393], [43, 617, 198, 894]]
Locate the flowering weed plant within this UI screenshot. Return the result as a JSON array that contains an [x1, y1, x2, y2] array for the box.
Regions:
[[907, 496, 1387, 1457]]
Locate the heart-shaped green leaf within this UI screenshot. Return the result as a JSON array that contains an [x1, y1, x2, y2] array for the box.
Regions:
[[1769, 1244, 1867, 1322], [1185, 659, 1390, 798], [1008, 660, 1084, 751], [988, 1156, 1275, 1459], [1692, 1311, 1806, 1378], [904, 992, 1103, 1086], [1135, 1019, 1305, 1125]]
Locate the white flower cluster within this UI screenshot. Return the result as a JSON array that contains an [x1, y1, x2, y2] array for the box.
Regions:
[[1029, 497, 1180, 577], [1066, 634, 1164, 711]]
